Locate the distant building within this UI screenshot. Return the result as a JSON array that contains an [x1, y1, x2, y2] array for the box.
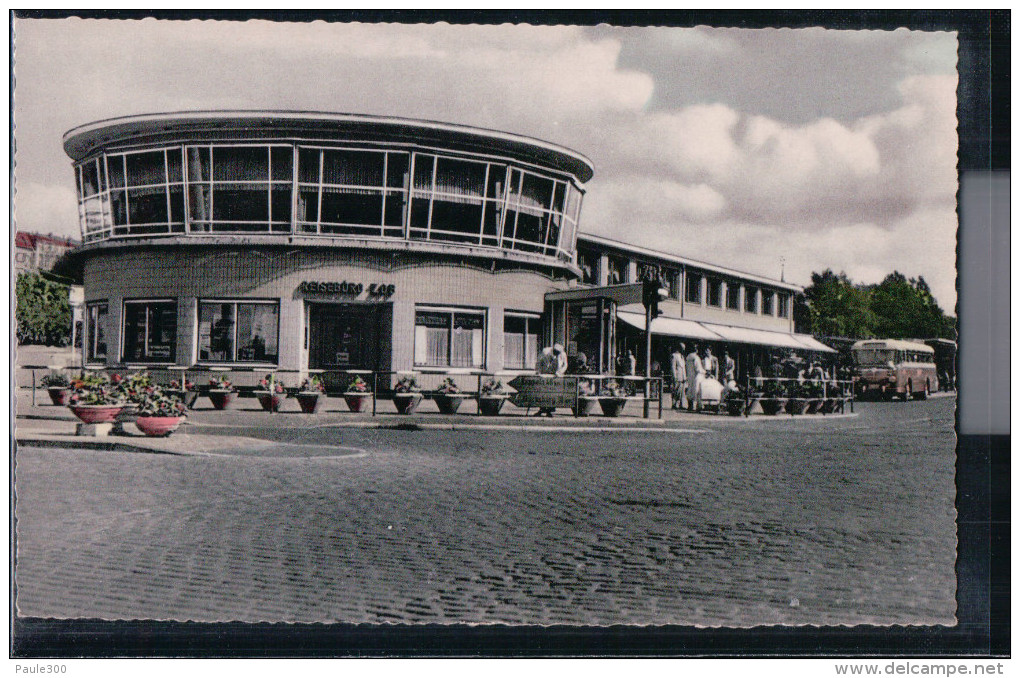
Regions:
[[14, 231, 79, 274]]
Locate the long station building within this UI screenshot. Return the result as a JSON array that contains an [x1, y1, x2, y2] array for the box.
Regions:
[[63, 111, 831, 387]]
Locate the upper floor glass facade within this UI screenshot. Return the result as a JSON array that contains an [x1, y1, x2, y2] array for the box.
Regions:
[[74, 141, 584, 264]]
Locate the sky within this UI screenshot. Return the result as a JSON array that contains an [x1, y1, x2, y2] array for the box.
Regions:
[[12, 18, 959, 310]]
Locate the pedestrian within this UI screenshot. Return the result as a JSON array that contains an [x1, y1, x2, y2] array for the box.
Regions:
[[703, 346, 719, 382], [553, 343, 568, 377], [671, 343, 687, 410], [626, 350, 637, 376], [722, 351, 736, 386], [685, 343, 704, 411]]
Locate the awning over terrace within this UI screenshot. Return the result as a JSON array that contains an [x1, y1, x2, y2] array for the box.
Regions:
[[616, 311, 836, 353]]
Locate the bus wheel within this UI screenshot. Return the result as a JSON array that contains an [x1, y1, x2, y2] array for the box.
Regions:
[[919, 381, 930, 400], [904, 380, 913, 401]]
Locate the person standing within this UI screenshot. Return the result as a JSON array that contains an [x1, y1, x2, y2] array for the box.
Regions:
[[626, 349, 637, 376], [670, 343, 687, 410], [553, 343, 568, 377], [685, 343, 704, 411], [722, 351, 736, 386], [703, 346, 719, 382]]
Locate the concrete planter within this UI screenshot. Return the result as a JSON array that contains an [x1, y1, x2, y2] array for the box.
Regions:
[[478, 395, 509, 416], [208, 390, 236, 410], [343, 393, 372, 413], [69, 404, 125, 424], [786, 399, 808, 415], [598, 397, 627, 417], [572, 396, 598, 417], [435, 393, 469, 414], [760, 398, 787, 416], [135, 415, 183, 437], [47, 387, 71, 406], [393, 392, 422, 414], [256, 392, 285, 412], [295, 392, 322, 413]]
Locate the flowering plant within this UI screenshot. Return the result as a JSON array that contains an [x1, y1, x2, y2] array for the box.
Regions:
[[68, 373, 125, 406], [437, 377, 460, 394], [394, 374, 421, 393], [41, 372, 70, 388], [299, 376, 325, 393], [134, 386, 188, 417], [209, 375, 235, 391], [599, 380, 628, 398], [117, 371, 154, 403], [480, 378, 508, 396], [258, 373, 286, 394], [346, 376, 371, 393], [169, 378, 196, 391], [577, 379, 597, 396]]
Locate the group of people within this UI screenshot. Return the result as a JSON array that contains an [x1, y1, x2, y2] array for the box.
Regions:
[[669, 343, 737, 411]]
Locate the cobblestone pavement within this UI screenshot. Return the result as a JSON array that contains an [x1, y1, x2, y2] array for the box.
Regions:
[[14, 397, 957, 626]]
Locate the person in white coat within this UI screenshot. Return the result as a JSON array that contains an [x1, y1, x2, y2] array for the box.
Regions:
[[670, 343, 687, 410], [685, 343, 704, 411]]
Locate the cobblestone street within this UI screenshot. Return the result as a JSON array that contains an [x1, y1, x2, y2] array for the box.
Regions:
[[14, 397, 957, 627]]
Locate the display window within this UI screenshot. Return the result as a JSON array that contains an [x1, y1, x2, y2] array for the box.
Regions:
[[85, 302, 109, 363], [414, 306, 486, 368], [122, 300, 177, 363], [503, 313, 541, 370], [197, 300, 279, 363]]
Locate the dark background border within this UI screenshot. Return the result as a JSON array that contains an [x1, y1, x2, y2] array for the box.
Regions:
[[10, 8, 1009, 658]]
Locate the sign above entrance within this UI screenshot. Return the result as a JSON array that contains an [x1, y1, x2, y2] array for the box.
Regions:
[[299, 281, 395, 298]]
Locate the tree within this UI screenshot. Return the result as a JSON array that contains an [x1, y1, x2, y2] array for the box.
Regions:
[[870, 272, 956, 340], [15, 272, 72, 345], [803, 269, 876, 339]]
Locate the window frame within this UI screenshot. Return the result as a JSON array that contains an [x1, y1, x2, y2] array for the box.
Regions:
[[120, 298, 178, 365], [85, 300, 109, 364], [762, 289, 775, 316], [706, 277, 722, 307], [725, 282, 741, 311], [685, 271, 703, 304], [503, 311, 542, 371], [744, 286, 759, 314], [413, 305, 487, 370], [196, 298, 281, 365], [776, 293, 789, 318]]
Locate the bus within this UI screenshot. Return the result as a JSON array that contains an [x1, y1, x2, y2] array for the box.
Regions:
[[851, 339, 938, 400]]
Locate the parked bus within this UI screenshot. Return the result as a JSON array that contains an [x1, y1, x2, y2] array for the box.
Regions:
[[851, 339, 938, 400]]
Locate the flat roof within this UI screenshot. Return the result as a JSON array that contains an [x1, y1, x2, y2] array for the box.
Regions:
[[576, 232, 802, 292], [63, 110, 595, 183]]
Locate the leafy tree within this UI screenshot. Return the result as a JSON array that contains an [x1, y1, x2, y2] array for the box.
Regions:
[[15, 272, 72, 345], [803, 269, 877, 339]]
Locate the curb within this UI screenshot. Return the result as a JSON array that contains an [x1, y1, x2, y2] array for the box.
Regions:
[[14, 436, 189, 455]]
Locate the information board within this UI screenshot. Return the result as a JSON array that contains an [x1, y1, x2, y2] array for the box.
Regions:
[[508, 375, 579, 409]]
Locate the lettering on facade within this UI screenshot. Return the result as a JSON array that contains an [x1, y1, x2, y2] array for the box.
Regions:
[[299, 281, 395, 297]]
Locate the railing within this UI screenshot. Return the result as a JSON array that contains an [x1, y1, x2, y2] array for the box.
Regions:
[[738, 375, 856, 416]]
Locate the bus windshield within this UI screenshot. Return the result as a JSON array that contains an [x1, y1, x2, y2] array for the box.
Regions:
[[855, 349, 895, 366]]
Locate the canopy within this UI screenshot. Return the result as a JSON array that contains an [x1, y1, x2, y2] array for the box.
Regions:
[[617, 311, 836, 353], [616, 311, 724, 341]]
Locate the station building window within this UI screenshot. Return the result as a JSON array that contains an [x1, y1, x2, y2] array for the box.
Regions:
[[577, 248, 599, 285], [186, 145, 293, 233], [762, 290, 775, 316], [726, 283, 740, 310], [607, 255, 629, 284], [197, 300, 280, 363], [664, 268, 681, 300], [777, 293, 789, 318], [414, 306, 486, 369], [685, 272, 702, 304], [503, 312, 541, 370], [122, 300, 177, 363], [85, 302, 109, 363], [745, 286, 759, 313], [706, 278, 722, 307]]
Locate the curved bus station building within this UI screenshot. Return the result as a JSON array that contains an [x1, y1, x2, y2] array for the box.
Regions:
[[64, 111, 831, 387]]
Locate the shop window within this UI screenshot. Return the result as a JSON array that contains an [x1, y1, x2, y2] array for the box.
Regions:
[[745, 286, 759, 313], [762, 290, 775, 316], [577, 248, 599, 285], [122, 300, 177, 363], [707, 278, 722, 307], [414, 307, 485, 368], [685, 272, 702, 304], [726, 283, 740, 310], [197, 301, 280, 363], [504, 313, 541, 370], [777, 293, 789, 318], [86, 302, 109, 363], [607, 255, 629, 284]]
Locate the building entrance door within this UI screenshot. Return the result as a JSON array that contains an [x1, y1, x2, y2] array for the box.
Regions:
[[308, 303, 391, 371]]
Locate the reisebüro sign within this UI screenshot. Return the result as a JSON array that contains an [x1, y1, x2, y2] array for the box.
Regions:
[[299, 281, 396, 297]]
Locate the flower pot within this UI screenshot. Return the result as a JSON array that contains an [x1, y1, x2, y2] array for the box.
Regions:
[[760, 398, 787, 416], [166, 389, 199, 408], [435, 393, 468, 414], [208, 389, 235, 410], [69, 404, 125, 424], [478, 395, 508, 416], [343, 392, 372, 413], [257, 392, 285, 412], [393, 392, 422, 414], [819, 398, 837, 414], [295, 392, 322, 414], [786, 398, 808, 415], [135, 415, 183, 437], [804, 398, 823, 415], [572, 396, 597, 417], [47, 387, 71, 406], [725, 398, 746, 416], [598, 396, 627, 417]]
